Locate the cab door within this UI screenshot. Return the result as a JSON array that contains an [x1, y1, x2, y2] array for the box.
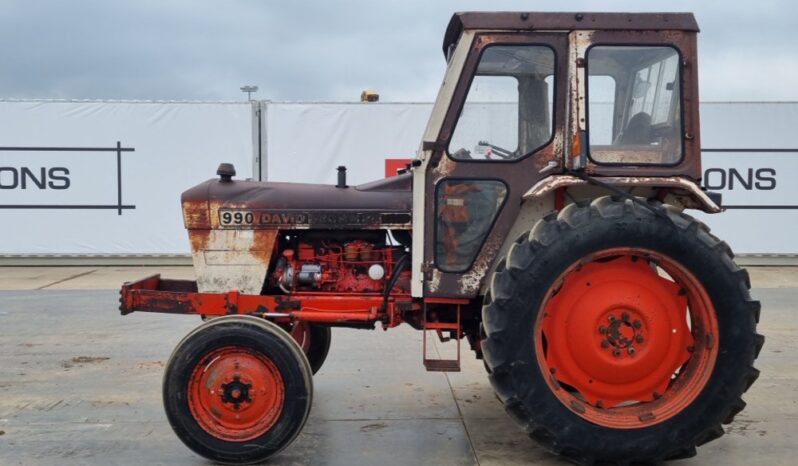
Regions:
[[421, 32, 568, 298]]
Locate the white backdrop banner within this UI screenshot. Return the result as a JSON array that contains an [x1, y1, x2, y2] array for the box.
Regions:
[[265, 102, 798, 256], [265, 103, 431, 186], [1, 100, 796, 256], [0, 101, 253, 255]]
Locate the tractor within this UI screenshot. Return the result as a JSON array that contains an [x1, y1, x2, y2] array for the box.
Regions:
[[120, 12, 764, 465]]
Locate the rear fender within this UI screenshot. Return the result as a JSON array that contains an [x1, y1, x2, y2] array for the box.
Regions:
[[522, 175, 721, 213], [479, 175, 720, 295]]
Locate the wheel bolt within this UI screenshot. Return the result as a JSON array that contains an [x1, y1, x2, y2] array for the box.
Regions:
[[621, 311, 630, 321], [598, 326, 607, 334], [608, 315, 616, 322], [601, 339, 610, 349], [635, 334, 644, 343], [628, 346, 636, 356], [613, 348, 621, 357], [633, 319, 642, 329]]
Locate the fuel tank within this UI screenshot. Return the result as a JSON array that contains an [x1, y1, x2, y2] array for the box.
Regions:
[[180, 170, 412, 294]]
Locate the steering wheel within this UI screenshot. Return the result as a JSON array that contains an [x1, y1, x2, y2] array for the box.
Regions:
[[478, 140, 515, 159]]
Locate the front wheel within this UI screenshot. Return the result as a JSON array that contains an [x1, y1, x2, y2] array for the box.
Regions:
[[163, 315, 313, 464], [482, 197, 764, 465]]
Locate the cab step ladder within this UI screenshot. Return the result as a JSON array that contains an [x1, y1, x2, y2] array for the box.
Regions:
[[422, 303, 461, 372]]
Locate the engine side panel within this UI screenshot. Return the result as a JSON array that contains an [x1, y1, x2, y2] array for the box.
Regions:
[[188, 229, 277, 294]]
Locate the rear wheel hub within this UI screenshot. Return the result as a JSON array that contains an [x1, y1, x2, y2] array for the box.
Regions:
[[537, 249, 718, 427]]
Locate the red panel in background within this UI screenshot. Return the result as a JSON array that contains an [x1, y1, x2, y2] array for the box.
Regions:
[[385, 158, 413, 177]]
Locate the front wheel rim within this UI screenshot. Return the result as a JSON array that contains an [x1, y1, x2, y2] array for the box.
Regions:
[[535, 248, 719, 428], [187, 345, 285, 441]]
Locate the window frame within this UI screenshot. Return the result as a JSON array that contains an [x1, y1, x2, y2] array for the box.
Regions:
[[584, 43, 686, 167], [444, 42, 558, 164]]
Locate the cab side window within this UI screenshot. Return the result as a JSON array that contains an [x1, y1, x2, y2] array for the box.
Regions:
[[449, 45, 555, 161]]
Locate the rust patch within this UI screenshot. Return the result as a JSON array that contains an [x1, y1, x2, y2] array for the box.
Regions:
[[182, 199, 210, 229], [432, 153, 457, 184], [459, 232, 504, 295], [250, 230, 279, 265], [189, 229, 211, 253]]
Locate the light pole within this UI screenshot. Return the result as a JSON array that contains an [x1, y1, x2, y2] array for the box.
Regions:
[[240, 85, 259, 101]]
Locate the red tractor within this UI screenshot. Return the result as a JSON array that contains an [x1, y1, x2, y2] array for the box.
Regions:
[[120, 12, 763, 465]]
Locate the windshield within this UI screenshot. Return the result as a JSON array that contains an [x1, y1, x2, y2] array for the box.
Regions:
[[587, 45, 682, 165]]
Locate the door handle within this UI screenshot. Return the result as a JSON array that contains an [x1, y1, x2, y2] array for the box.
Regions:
[[539, 160, 560, 175]]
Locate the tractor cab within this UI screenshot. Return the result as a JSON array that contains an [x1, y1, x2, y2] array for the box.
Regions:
[[411, 12, 710, 298]]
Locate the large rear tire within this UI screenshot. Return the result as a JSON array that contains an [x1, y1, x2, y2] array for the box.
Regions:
[[482, 197, 764, 465], [163, 315, 313, 464]]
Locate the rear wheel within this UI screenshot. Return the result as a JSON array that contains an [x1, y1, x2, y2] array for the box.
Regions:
[[163, 315, 312, 464], [482, 197, 763, 465], [288, 322, 331, 374]]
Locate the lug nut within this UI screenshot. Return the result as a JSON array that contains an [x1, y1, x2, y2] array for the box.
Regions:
[[608, 315, 616, 322], [598, 326, 607, 334], [635, 334, 644, 343], [621, 311, 630, 321], [628, 346, 636, 356], [601, 339, 610, 349], [613, 348, 621, 357]]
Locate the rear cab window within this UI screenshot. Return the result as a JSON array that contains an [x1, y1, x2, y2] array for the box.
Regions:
[[587, 45, 683, 165]]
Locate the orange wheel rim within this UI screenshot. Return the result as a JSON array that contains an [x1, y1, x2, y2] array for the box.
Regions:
[[188, 346, 285, 441], [536, 248, 719, 428]]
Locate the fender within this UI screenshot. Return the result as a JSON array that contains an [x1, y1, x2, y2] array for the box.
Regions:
[[522, 175, 722, 213]]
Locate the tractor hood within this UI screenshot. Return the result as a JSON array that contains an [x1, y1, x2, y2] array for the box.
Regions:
[[181, 172, 412, 231]]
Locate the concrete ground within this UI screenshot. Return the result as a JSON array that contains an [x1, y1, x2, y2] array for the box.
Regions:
[[0, 266, 796, 465]]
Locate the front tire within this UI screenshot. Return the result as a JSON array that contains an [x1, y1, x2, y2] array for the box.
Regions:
[[163, 315, 313, 464], [482, 197, 764, 465]]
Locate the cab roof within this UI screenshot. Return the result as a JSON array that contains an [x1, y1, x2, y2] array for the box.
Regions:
[[442, 12, 699, 56]]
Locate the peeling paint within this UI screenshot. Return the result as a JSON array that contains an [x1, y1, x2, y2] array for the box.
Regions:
[[459, 234, 503, 295], [188, 230, 210, 253], [427, 268, 442, 294], [190, 229, 271, 294]]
